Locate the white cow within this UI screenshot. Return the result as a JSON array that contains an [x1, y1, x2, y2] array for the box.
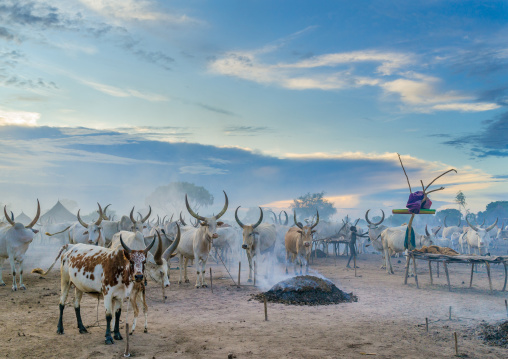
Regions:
[[235, 207, 277, 282], [176, 191, 228, 288], [441, 216, 462, 241], [0, 201, 40, 290], [365, 209, 388, 267], [100, 215, 133, 246], [459, 218, 497, 255], [381, 225, 435, 274]]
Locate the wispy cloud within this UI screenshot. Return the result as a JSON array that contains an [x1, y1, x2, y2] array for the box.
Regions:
[[79, 79, 169, 102], [179, 164, 228, 175], [196, 103, 238, 116], [0, 108, 40, 126], [224, 125, 271, 136]]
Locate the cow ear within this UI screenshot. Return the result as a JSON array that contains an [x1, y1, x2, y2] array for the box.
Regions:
[[123, 250, 131, 260], [83, 231, 89, 235], [200, 222, 207, 226], [311, 230, 316, 234], [143, 225, 147, 228], [217, 221, 224, 227], [297, 230, 303, 234]]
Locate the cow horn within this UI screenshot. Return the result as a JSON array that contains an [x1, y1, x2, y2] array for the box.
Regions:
[[425, 225, 430, 237], [214, 191, 229, 220], [269, 210, 277, 224], [102, 204, 111, 220], [162, 215, 167, 224], [457, 217, 461, 227], [235, 206, 245, 229], [486, 218, 498, 233], [252, 207, 263, 229], [95, 203, 103, 226], [186, 194, 206, 221], [311, 211, 320, 229], [143, 234, 156, 254], [25, 199, 41, 229], [120, 235, 132, 254], [169, 214, 174, 223], [366, 209, 386, 226], [481, 218, 486, 226], [141, 206, 151, 223], [179, 212, 187, 226], [163, 223, 180, 261], [444, 216, 448, 227], [294, 211, 303, 229], [354, 218, 360, 226], [130, 207, 136, 224], [77, 209, 89, 228], [365, 210, 373, 225], [153, 230, 164, 265], [466, 216, 478, 232], [10, 211, 14, 221], [4, 206, 15, 226], [283, 211, 288, 225]]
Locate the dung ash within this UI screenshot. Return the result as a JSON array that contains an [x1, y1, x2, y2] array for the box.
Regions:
[[252, 275, 358, 306], [476, 320, 508, 348]]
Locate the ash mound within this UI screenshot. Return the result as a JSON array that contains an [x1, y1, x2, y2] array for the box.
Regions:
[[252, 275, 358, 306], [477, 320, 508, 348]]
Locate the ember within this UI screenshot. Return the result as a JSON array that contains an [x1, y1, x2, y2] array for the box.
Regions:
[[477, 320, 508, 348], [252, 275, 358, 306]]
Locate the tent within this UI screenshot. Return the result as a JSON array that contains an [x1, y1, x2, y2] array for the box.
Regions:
[[40, 201, 76, 224]]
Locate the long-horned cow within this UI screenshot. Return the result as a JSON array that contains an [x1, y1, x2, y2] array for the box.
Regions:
[[235, 207, 276, 282], [365, 209, 387, 268], [32, 235, 157, 344], [285, 211, 319, 275], [177, 191, 228, 287], [459, 217, 498, 255], [0, 200, 40, 290], [110, 228, 180, 334]]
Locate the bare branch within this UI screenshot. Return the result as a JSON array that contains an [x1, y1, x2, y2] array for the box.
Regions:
[[397, 153, 412, 194], [424, 169, 457, 192], [426, 187, 445, 195]]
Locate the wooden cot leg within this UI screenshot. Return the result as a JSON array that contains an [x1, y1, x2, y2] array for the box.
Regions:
[[485, 261, 493, 294], [437, 261, 440, 278], [428, 261, 433, 285], [404, 254, 411, 285], [469, 263, 474, 288], [503, 262, 507, 292], [443, 262, 451, 292], [412, 255, 419, 289]]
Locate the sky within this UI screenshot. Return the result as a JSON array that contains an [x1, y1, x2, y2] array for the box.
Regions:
[[0, 0, 506, 220]]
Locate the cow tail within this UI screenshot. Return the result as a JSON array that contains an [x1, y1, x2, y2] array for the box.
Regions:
[[45, 225, 71, 237], [31, 244, 69, 276]]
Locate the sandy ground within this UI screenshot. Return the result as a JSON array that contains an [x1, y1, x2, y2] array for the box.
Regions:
[[1, 247, 508, 359]]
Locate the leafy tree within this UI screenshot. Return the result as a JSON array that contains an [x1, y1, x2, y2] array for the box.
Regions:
[[290, 192, 336, 222], [145, 182, 214, 215], [435, 208, 462, 225], [454, 191, 468, 216], [477, 201, 508, 225]]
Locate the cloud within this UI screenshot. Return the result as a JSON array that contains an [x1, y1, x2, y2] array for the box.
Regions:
[[224, 125, 270, 136], [442, 111, 508, 157], [79, 79, 169, 101], [0, 26, 16, 41], [0, 109, 39, 126], [179, 165, 228, 175], [196, 103, 237, 116]]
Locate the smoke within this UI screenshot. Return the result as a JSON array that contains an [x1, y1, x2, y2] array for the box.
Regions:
[[24, 233, 67, 271]]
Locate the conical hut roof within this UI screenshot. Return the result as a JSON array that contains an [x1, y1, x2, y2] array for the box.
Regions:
[[40, 201, 77, 224], [14, 212, 32, 226]]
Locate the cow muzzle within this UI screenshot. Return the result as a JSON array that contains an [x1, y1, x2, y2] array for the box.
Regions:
[[212, 233, 219, 239], [304, 242, 311, 247], [135, 274, 144, 282], [242, 244, 248, 249]]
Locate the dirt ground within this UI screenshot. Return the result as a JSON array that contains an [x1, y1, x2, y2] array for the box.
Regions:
[[1, 249, 508, 359]]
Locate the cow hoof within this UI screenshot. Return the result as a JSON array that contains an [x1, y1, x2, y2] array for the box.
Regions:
[[178, 280, 182, 284], [185, 279, 190, 283], [19, 284, 26, 290], [105, 336, 114, 345], [57, 329, 64, 335], [202, 284, 208, 288], [247, 279, 252, 283], [129, 332, 133, 336], [195, 284, 201, 288], [144, 328, 148, 333], [79, 328, 88, 334], [0, 282, 5, 286], [114, 333, 123, 340], [12, 285, 17, 291]]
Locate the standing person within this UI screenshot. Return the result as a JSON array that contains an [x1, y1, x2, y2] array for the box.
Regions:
[[346, 226, 369, 268]]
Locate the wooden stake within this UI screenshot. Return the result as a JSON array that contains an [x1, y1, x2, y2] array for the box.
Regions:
[[412, 254, 419, 289], [425, 317, 428, 332], [264, 297, 268, 321], [428, 261, 433, 285], [437, 261, 440, 278], [469, 263, 474, 288], [124, 323, 130, 357], [485, 261, 493, 294], [449, 306, 452, 320], [503, 262, 507, 292], [237, 261, 241, 288], [454, 332, 458, 356], [505, 299, 507, 317], [404, 254, 411, 285], [444, 262, 451, 292], [354, 251, 357, 277], [210, 267, 213, 294]]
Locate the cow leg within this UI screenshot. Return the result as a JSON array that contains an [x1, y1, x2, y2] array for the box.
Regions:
[[8, 256, 17, 291], [247, 252, 253, 282], [285, 250, 289, 274], [113, 299, 123, 341], [142, 285, 148, 333], [306, 255, 310, 274], [130, 287, 139, 335], [184, 257, 190, 283], [0, 257, 5, 286], [104, 295, 114, 344], [201, 258, 208, 287], [73, 288, 88, 333], [178, 254, 183, 284], [57, 276, 72, 335]]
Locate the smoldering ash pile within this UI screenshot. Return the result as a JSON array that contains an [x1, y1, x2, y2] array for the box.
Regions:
[[252, 275, 358, 306]]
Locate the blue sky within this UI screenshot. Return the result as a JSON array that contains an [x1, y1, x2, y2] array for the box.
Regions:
[[0, 1, 506, 219]]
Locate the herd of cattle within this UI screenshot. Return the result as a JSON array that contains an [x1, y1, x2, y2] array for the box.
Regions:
[[0, 194, 507, 345]]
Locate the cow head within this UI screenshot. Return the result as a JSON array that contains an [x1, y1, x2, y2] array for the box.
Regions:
[[129, 206, 152, 233], [77, 203, 104, 245], [466, 217, 497, 253], [235, 206, 263, 251], [145, 227, 181, 287], [3, 200, 41, 242], [186, 191, 228, 242], [496, 221, 508, 240], [294, 210, 319, 255], [119, 233, 157, 283], [365, 209, 385, 230], [419, 225, 436, 247]]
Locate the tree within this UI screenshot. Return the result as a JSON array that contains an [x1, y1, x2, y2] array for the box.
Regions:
[[145, 182, 214, 215], [290, 192, 336, 221], [454, 191, 468, 216], [435, 208, 462, 225], [477, 201, 508, 224]]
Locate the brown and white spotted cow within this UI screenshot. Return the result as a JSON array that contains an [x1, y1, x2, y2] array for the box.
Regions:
[[32, 235, 156, 344]]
